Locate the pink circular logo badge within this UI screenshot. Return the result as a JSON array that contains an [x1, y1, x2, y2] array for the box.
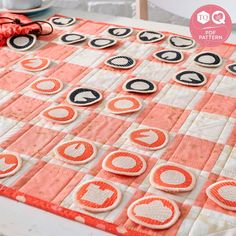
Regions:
[[190, 4, 232, 47]]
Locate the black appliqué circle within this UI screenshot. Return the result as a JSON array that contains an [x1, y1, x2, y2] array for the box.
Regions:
[[123, 79, 156, 93], [105, 56, 136, 69], [51, 17, 76, 26], [169, 36, 195, 49], [107, 27, 132, 38], [137, 30, 164, 43], [67, 88, 102, 106], [226, 63, 236, 75], [60, 33, 86, 44], [154, 50, 184, 63], [89, 38, 116, 49], [175, 70, 207, 86], [7, 34, 36, 51], [194, 52, 222, 67]]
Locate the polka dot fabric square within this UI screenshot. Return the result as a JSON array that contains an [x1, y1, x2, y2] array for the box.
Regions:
[[0, 14, 236, 236]]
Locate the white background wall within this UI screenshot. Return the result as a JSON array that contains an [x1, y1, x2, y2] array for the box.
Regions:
[[54, 0, 190, 26]]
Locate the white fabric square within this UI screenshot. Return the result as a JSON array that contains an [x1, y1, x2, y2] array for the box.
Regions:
[[230, 51, 236, 60], [155, 84, 203, 109], [212, 145, 233, 175], [80, 69, 124, 90], [0, 116, 25, 144], [0, 89, 14, 105], [209, 75, 236, 98], [188, 208, 236, 236], [221, 147, 236, 179], [116, 41, 157, 59], [66, 48, 109, 68], [132, 60, 176, 83], [185, 112, 228, 142]]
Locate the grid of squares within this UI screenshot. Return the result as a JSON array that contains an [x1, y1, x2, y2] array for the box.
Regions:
[[0, 15, 236, 236]]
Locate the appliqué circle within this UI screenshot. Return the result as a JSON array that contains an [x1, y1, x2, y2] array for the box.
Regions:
[[174, 70, 207, 86], [20, 57, 50, 72], [102, 150, 146, 176], [169, 35, 196, 49], [226, 63, 236, 75], [206, 180, 236, 211], [74, 179, 122, 212], [41, 105, 77, 124], [150, 163, 196, 192], [106, 96, 142, 114], [88, 38, 117, 49], [137, 30, 165, 43], [60, 33, 86, 44], [7, 34, 36, 51], [194, 52, 222, 68], [67, 87, 102, 106], [153, 50, 184, 63], [122, 78, 157, 94], [129, 128, 168, 150], [127, 196, 180, 229], [54, 139, 97, 164], [51, 16, 76, 26], [105, 56, 136, 69], [0, 153, 22, 178], [30, 78, 63, 95], [107, 27, 133, 38]]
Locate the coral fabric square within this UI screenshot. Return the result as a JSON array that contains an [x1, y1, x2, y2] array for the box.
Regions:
[[0, 49, 22, 67], [20, 163, 76, 201], [195, 93, 236, 117], [140, 103, 184, 131], [165, 135, 222, 171], [6, 125, 65, 158], [45, 62, 87, 83], [36, 43, 77, 61], [0, 95, 48, 122], [72, 113, 131, 145], [74, 21, 105, 34], [0, 71, 33, 92]]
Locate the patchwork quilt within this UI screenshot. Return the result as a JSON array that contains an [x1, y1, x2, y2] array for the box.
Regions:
[[0, 14, 236, 236]]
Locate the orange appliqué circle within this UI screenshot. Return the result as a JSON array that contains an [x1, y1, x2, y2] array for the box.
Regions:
[[74, 179, 122, 212]]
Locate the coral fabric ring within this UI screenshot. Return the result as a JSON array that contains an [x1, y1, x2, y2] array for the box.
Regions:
[[106, 96, 142, 114], [30, 78, 63, 95], [0, 153, 22, 178], [74, 179, 122, 212], [150, 164, 196, 192], [20, 58, 50, 72], [41, 105, 77, 124], [127, 196, 180, 229], [206, 180, 236, 211], [129, 128, 168, 150], [102, 150, 146, 176], [54, 139, 97, 165]]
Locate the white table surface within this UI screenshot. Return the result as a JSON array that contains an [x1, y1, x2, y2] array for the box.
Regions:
[[0, 7, 236, 236]]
